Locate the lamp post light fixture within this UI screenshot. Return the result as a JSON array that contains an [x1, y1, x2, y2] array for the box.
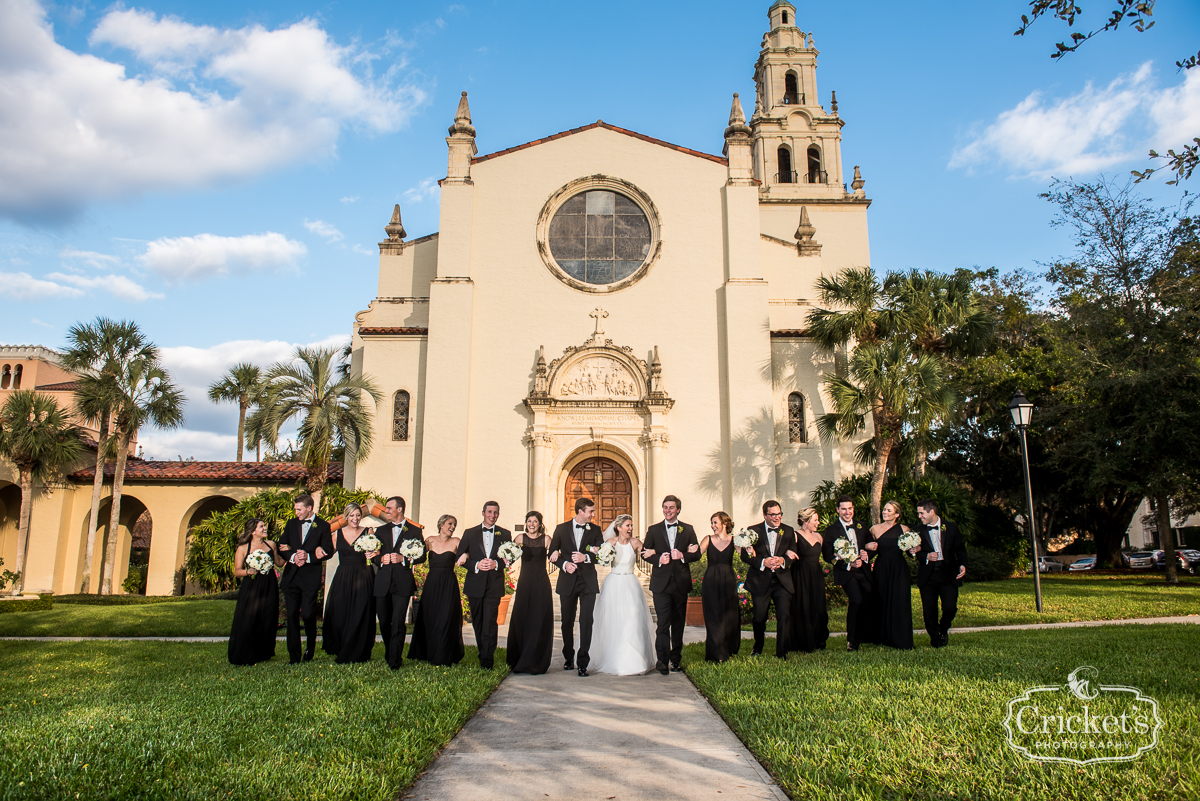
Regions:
[[1009, 389, 1043, 613]]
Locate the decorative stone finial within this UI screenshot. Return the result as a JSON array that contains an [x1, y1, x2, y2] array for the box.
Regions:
[[448, 91, 475, 137], [851, 165, 865, 192], [586, 307, 609, 345], [806, 32, 814, 48], [830, 90, 839, 116], [795, 206, 822, 256], [533, 346, 549, 395], [536, 345, 546, 367], [724, 93, 751, 139], [384, 204, 406, 241], [649, 346, 663, 393]]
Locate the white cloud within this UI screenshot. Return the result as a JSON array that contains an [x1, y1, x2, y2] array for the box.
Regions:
[[1149, 67, 1200, 150], [60, 246, 121, 269], [950, 64, 1152, 178], [45, 271, 163, 301], [340, 195, 360, 204], [31, 318, 53, 328], [0, 0, 427, 222], [136, 429, 239, 462], [352, 243, 376, 256], [0, 271, 84, 300], [403, 177, 440, 203], [303, 218, 344, 243], [137, 232, 306, 282]]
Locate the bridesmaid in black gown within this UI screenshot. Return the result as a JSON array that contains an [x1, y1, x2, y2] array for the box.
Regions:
[[788, 508, 829, 653], [861, 500, 915, 650], [322, 503, 379, 663], [228, 518, 282, 665], [505, 511, 554, 674], [408, 515, 465, 666], [698, 512, 742, 662]]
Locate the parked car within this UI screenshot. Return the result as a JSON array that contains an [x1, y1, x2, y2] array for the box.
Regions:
[[1124, 551, 1156, 569], [1069, 557, 1096, 571], [1036, 557, 1064, 573], [1179, 550, 1200, 574], [1153, 550, 1166, 569]]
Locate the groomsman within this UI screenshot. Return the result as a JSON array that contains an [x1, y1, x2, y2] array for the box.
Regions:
[[373, 496, 425, 670], [277, 494, 333, 665], [915, 499, 967, 647], [549, 498, 603, 676], [740, 500, 795, 658], [641, 495, 701, 674], [457, 501, 512, 670], [822, 495, 872, 652]]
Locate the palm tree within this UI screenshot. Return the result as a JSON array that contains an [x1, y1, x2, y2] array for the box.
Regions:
[[0, 391, 84, 595], [259, 347, 381, 503], [101, 357, 185, 595], [207, 363, 264, 462], [60, 318, 156, 594]]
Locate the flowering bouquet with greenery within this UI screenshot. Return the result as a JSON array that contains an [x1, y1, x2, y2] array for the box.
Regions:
[[589, 541, 617, 567], [833, 536, 859, 568], [398, 538, 425, 562], [354, 533, 382, 553], [497, 541, 522, 565], [244, 549, 274, 576], [898, 531, 921, 552], [732, 528, 757, 549]]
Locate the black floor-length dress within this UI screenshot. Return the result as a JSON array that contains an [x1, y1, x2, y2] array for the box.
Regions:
[[701, 540, 742, 662], [790, 535, 829, 653], [505, 537, 554, 674], [861, 524, 914, 650], [228, 545, 279, 665], [322, 531, 378, 663], [408, 550, 465, 666]]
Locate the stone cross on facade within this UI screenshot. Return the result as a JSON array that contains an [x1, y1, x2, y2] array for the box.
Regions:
[[587, 307, 609, 344]]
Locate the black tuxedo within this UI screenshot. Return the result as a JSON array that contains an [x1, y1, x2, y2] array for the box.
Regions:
[[643, 520, 701, 666], [548, 520, 604, 668], [822, 518, 872, 646], [916, 518, 967, 644], [277, 515, 334, 663], [372, 520, 426, 669], [456, 524, 513, 668], [739, 521, 795, 656]]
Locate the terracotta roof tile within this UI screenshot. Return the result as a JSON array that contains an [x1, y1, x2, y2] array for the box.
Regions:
[[35, 381, 79, 391], [358, 327, 429, 336], [770, 329, 810, 337], [70, 461, 344, 483], [472, 121, 728, 166]]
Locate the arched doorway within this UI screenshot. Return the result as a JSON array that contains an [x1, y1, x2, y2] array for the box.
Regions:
[[564, 457, 632, 532], [0, 482, 20, 576]]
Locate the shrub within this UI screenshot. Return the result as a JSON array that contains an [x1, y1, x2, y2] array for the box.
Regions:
[[53, 591, 238, 606], [964, 546, 1023, 582], [185, 485, 380, 592], [121, 565, 148, 595], [0, 597, 51, 614], [0, 558, 19, 593], [811, 472, 976, 533]]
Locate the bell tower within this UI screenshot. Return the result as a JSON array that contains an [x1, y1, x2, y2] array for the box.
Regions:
[[751, 1, 850, 198]]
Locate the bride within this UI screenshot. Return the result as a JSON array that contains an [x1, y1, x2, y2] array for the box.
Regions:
[[590, 514, 657, 675]]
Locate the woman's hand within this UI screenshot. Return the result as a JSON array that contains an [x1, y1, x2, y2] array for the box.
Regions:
[[786, 550, 799, 561], [687, 543, 700, 553], [865, 541, 878, 551], [365, 550, 380, 560]]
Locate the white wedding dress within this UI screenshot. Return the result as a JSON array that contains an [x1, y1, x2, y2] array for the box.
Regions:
[[589, 540, 657, 675]]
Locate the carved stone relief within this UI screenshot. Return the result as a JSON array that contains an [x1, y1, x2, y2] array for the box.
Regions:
[[555, 356, 639, 399]]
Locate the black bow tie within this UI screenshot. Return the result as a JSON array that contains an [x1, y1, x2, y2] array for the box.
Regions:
[[767, 528, 778, 534], [483, 528, 494, 534]]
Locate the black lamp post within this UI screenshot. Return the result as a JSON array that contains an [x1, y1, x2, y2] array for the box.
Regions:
[[1009, 390, 1043, 613]]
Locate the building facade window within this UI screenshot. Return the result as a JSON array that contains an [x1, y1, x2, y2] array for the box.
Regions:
[[777, 146, 794, 183], [12, 364, 21, 389], [392, 390, 410, 441], [547, 189, 651, 286], [0, 365, 9, 389], [788, 392, 806, 443]]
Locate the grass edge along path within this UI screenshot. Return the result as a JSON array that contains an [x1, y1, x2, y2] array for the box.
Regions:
[[684, 624, 1199, 801], [0, 641, 507, 801]]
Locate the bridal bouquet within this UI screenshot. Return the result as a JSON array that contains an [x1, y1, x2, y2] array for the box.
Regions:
[[497, 541, 522, 565], [244, 550, 274, 576], [354, 533, 382, 553], [732, 528, 758, 549], [589, 541, 617, 567], [898, 531, 921, 552], [398, 538, 425, 562], [833, 536, 859, 568]]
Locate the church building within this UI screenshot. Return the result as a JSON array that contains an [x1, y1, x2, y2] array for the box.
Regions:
[[346, 1, 872, 533]]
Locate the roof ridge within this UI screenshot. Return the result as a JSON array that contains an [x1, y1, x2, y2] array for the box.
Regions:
[[472, 121, 727, 166]]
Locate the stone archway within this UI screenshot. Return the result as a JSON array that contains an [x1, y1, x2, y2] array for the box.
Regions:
[[93, 495, 149, 594], [177, 496, 238, 595], [0, 482, 19, 577], [563, 457, 633, 533]]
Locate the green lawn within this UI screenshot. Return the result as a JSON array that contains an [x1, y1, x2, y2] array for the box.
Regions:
[[748, 574, 1200, 633], [685, 624, 1199, 800], [0, 600, 238, 637], [0, 641, 506, 800]]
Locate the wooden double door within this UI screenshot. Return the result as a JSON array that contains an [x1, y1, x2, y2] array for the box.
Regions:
[[563, 457, 632, 532]]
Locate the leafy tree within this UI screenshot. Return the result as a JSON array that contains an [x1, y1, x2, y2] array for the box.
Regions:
[[0, 391, 83, 595], [60, 317, 155, 593], [102, 358, 185, 594], [258, 347, 381, 502], [207, 363, 264, 462]]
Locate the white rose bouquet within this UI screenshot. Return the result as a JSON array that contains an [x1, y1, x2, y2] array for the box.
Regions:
[[398, 538, 425, 562], [354, 533, 382, 553], [833, 536, 859, 568], [732, 528, 758, 549], [898, 531, 921, 552], [591, 541, 616, 567], [244, 549, 274, 576], [497, 541, 522, 565]]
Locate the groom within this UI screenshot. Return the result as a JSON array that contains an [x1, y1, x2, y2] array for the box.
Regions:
[[457, 501, 512, 670], [641, 495, 701, 674], [373, 496, 425, 670], [822, 494, 871, 652], [741, 500, 795, 658], [276, 494, 333, 665], [915, 499, 967, 648], [549, 497, 603, 676]]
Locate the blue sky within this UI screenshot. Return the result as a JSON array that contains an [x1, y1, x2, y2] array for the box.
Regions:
[[1, 0, 1197, 459]]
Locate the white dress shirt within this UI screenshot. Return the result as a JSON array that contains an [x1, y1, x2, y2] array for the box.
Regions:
[[762, 527, 778, 570], [928, 518, 943, 559]]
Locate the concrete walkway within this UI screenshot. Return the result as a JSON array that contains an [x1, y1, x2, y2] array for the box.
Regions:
[[3, 614, 1196, 643]]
